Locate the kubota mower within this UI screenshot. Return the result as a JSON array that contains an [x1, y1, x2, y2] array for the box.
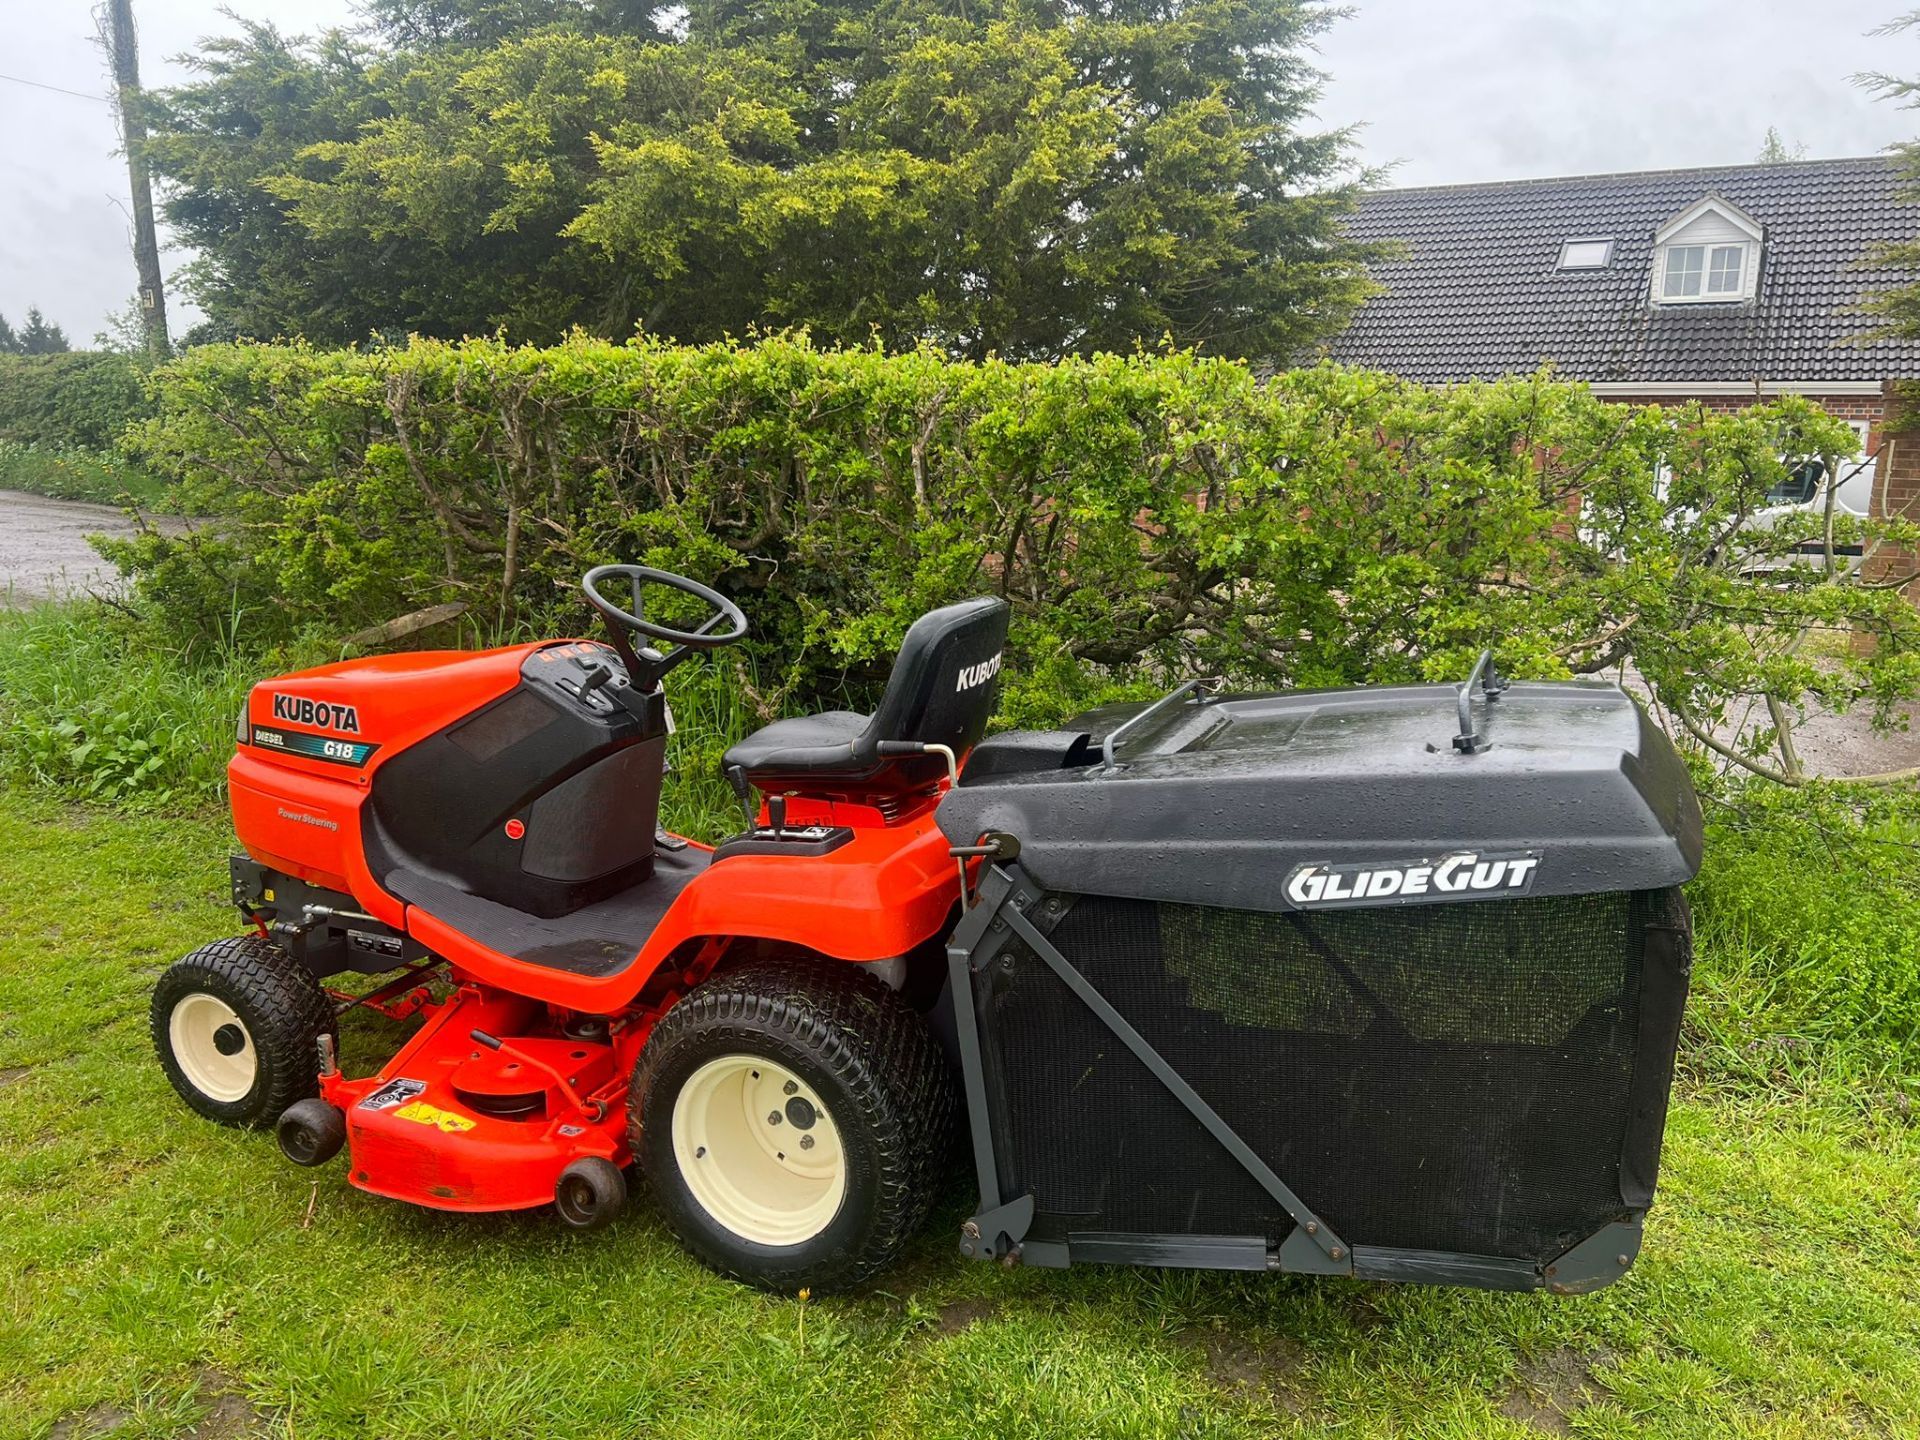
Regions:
[[155, 565, 1701, 1295]]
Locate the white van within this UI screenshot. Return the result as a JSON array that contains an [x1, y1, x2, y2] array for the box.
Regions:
[[1735, 421, 1875, 575]]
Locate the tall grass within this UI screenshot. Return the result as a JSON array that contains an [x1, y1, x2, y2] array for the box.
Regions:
[[0, 439, 168, 507], [1686, 784, 1920, 1098], [0, 602, 256, 805], [658, 657, 773, 840], [0, 600, 776, 836]]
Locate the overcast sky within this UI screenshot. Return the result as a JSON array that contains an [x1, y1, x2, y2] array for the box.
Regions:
[[3, 0, 1916, 340]]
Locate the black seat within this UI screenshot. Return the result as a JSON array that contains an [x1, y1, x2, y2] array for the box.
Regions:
[[723, 597, 1010, 791]]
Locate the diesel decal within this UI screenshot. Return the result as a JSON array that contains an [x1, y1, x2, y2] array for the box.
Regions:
[[1284, 851, 1541, 909], [250, 725, 380, 768], [270, 693, 361, 733], [956, 651, 1003, 692]]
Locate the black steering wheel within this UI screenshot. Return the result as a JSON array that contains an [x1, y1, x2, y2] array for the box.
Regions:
[[581, 564, 747, 688]]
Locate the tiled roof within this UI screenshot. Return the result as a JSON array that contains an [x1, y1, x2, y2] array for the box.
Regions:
[[1322, 155, 1920, 384]]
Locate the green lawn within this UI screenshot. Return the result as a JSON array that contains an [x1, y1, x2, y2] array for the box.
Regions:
[[2, 792, 1916, 1439]]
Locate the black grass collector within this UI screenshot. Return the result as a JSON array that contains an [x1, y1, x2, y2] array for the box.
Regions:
[[938, 660, 1700, 1293]]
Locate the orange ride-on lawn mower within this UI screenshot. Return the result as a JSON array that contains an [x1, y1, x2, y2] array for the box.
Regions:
[[155, 564, 1703, 1296]]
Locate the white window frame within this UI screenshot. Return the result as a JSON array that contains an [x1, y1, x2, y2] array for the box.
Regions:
[[1650, 196, 1763, 306], [1706, 244, 1744, 293]]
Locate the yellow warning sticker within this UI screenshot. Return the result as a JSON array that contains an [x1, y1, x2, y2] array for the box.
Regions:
[[393, 1100, 477, 1133]]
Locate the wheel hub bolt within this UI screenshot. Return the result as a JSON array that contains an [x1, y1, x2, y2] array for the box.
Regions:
[[783, 1079, 798, 1095], [767, 1111, 783, 1126], [799, 1134, 815, 1150]]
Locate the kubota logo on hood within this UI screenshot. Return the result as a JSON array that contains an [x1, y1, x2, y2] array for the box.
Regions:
[[270, 692, 362, 733], [1284, 851, 1540, 909]]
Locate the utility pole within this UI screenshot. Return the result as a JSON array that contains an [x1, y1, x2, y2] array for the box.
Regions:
[[103, 0, 169, 358]]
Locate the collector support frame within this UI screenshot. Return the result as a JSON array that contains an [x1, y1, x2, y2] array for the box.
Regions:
[[946, 861, 1649, 1292], [946, 862, 1352, 1276]]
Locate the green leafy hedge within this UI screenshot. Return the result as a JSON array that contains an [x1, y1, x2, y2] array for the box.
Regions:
[[120, 334, 1918, 745], [0, 351, 154, 452]]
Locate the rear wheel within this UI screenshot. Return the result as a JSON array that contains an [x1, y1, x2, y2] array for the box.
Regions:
[[152, 936, 335, 1128], [633, 959, 954, 1293]]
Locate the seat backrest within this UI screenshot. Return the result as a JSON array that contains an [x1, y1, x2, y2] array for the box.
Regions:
[[857, 597, 1010, 769]]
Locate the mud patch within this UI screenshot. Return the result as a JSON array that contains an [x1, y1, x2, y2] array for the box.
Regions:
[[184, 1368, 262, 1440], [935, 1297, 999, 1335], [48, 1402, 129, 1438], [0, 1064, 35, 1089], [1499, 1346, 1613, 1435], [1182, 1326, 1309, 1413]]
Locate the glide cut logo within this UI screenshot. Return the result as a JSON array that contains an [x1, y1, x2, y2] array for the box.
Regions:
[[1284, 851, 1541, 910]]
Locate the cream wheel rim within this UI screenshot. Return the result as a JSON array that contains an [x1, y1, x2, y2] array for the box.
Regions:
[[168, 992, 258, 1103], [671, 1054, 847, 1246]]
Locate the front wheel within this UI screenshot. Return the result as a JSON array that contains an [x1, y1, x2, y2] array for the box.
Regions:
[[152, 936, 336, 1127], [633, 959, 955, 1293]]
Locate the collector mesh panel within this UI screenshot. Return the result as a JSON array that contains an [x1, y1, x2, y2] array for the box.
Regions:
[[981, 890, 1684, 1261]]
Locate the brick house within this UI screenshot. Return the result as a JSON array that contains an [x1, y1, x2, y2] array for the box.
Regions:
[[1324, 156, 1920, 591]]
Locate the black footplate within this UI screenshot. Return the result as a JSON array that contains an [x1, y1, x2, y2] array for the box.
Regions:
[[711, 825, 854, 862]]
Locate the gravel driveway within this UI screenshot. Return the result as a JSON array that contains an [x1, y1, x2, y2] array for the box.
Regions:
[[0, 489, 180, 607], [1720, 691, 1918, 780]]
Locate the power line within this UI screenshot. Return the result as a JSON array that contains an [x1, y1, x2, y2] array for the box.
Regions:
[[0, 72, 109, 104]]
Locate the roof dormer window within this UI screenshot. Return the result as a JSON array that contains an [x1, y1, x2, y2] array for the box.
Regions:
[[1651, 195, 1762, 305], [1663, 242, 1748, 298]]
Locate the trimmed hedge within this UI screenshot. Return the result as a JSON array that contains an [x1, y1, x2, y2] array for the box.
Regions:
[[0, 352, 154, 452], [120, 334, 1915, 737]]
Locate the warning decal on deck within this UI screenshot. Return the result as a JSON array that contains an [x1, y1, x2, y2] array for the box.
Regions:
[[393, 1100, 477, 1133], [358, 1078, 427, 1111]]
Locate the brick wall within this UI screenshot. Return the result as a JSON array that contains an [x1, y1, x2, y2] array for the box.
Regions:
[[1870, 391, 1920, 600]]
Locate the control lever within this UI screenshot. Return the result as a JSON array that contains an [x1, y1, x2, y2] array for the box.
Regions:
[[767, 795, 788, 834], [725, 764, 755, 830], [578, 662, 614, 700], [876, 740, 959, 787], [469, 1030, 601, 1122]]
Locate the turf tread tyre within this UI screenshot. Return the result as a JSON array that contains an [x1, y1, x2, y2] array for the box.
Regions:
[[633, 958, 955, 1293], [152, 935, 336, 1128]]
